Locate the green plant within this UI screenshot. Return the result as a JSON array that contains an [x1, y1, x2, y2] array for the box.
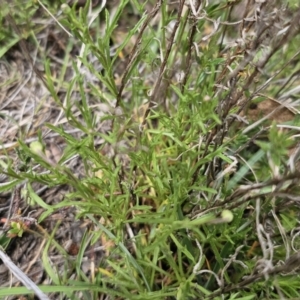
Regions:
[[1, 0, 300, 299]]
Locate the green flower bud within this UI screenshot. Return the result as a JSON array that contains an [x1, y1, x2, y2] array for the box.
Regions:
[[30, 141, 44, 154], [221, 210, 233, 223]]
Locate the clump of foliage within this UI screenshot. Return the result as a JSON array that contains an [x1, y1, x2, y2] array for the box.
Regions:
[[1, 0, 300, 299]]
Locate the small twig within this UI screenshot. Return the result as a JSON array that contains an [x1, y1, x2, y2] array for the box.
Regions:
[[0, 249, 49, 300], [147, 0, 185, 109], [116, 0, 163, 108], [181, 0, 202, 91], [207, 251, 300, 299], [37, 0, 72, 37]]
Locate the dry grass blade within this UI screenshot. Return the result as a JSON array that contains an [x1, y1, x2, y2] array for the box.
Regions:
[[5, 13, 49, 90], [0, 249, 49, 300]]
